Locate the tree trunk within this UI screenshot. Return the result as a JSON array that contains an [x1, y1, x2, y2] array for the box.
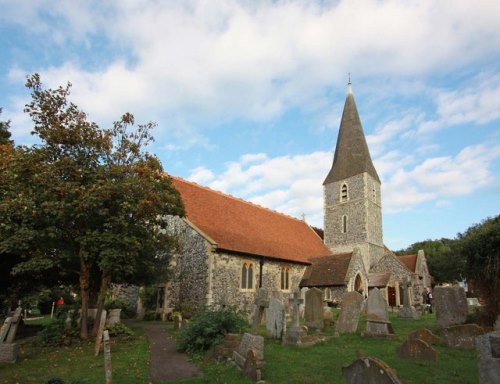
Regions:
[[92, 271, 112, 337], [79, 250, 90, 340]]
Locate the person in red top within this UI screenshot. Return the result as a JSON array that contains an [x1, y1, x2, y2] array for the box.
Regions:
[[56, 297, 64, 306]]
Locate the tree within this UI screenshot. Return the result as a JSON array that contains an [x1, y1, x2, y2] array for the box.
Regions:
[[0, 108, 13, 146], [458, 215, 500, 326], [0, 74, 184, 338], [395, 238, 464, 284]]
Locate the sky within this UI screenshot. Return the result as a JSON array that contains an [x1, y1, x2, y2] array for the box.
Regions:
[[1, 0, 499, 251]]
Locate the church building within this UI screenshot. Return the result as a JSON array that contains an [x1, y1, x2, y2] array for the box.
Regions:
[[157, 83, 431, 318]]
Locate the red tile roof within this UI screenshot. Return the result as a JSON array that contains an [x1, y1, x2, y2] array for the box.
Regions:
[[171, 177, 332, 264], [398, 255, 417, 272], [300, 253, 353, 287]]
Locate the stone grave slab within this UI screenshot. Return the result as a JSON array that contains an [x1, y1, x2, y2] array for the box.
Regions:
[[265, 298, 284, 339], [365, 288, 394, 337], [304, 287, 324, 331], [336, 291, 363, 334], [476, 331, 500, 384], [342, 355, 402, 384], [243, 349, 263, 382], [434, 286, 468, 329], [443, 324, 485, 349], [0, 317, 12, 343], [396, 338, 438, 362], [233, 333, 265, 382], [251, 288, 269, 334], [408, 328, 441, 345], [5, 308, 22, 344], [105, 308, 121, 327], [0, 343, 19, 363], [283, 291, 306, 346]]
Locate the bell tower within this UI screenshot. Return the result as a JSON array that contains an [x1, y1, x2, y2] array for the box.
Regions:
[[323, 83, 384, 271]]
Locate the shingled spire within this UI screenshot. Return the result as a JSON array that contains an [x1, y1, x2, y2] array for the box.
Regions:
[[323, 84, 380, 184]]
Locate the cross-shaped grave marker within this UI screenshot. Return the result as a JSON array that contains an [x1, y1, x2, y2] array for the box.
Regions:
[[251, 288, 269, 334]]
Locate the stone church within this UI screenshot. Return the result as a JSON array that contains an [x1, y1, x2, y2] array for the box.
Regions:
[[156, 84, 431, 318]]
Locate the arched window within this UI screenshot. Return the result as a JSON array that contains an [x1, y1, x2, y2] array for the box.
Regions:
[[241, 262, 255, 291], [354, 274, 363, 295], [342, 215, 348, 233], [281, 266, 290, 290], [341, 183, 348, 202]]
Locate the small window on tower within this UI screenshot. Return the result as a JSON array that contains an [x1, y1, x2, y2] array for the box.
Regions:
[[342, 215, 348, 233], [372, 186, 376, 201], [341, 184, 348, 202]]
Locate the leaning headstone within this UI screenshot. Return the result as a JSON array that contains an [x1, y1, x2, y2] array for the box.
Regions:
[[0, 317, 12, 343], [233, 333, 265, 382], [266, 298, 284, 339], [442, 324, 485, 349], [476, 331, 500, 384], [408, 328, 441, 345], [336, 291, 364, 334], [243, 349, 264, 382], [398, 277, 420, 320], [396, 338, 438, 362], [342, 355, 402, 384], [304, 287, 324, 331], [283, 291, 306, 346], [5, 307, 22, 343], [365, 288, 394, 337], [103, 330, 112, 384], [94, 309, 107, 356], [106, 308, 122, 327], [434, 286, 468, 329], [251, 288, 269, 335]]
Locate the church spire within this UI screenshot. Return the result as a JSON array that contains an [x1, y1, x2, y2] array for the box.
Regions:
[[323, 83, 380, 185]]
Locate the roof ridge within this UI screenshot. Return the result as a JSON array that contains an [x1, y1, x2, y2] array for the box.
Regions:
[[171, 175, 306, 223]]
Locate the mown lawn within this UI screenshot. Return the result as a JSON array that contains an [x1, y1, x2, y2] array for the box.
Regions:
[[1, 312, 478, 384]]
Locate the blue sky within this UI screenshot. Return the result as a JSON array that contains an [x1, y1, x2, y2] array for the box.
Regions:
[[1, 0, 499, 250]]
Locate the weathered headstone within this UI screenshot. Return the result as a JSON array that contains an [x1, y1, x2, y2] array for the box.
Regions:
[[266, 298, 284, 339], [251, 288, 269, 335], [397, 278, 420, 320], [365, 288, 394, 337], [434, 286, 468, 329], [442, 324, 485, 349], [233, 333, 265, 382], [342, 355, 402, 384], [336, 291, 364, 334], [304, 287, 324, 331], [476, 331, 500, 384], [213, 333, 241, 361], [283, 291, 305, 346], [94, 309, 107, 356], [106, 308, 122, 327], [408, 328, 441, 345], [103, 330, 112, 384], [243, 349, 263, 382], [5, 307, 22, 344], [0, 317, 12, 343], [396, 338, 438, 362]]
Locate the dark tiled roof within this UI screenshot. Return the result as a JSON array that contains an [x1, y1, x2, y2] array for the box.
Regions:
[[172, 177, 332, 264], [398, 254, 417, 272], [300, 253, 353, 287], [323, 89, 380, 184], [368, 272, 391, 287]]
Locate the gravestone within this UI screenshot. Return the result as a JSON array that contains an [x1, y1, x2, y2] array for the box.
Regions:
[[0, 308, 22, 364], [476, 331, 500, 384], [283, 291, 305, 346], [342, 355, 402, 384], [106, 308, 121, 327], [408, 328, 441, 345], [94, 309, 107, 356], [434, 286, 468, 329], [397, 278, 420, 320], [0, 317, 12, 343], [323, 306, 334, 327], [103, 330, 112, 384], [5, 307, 22, 343], [442, 324, 485, 349], [336, 291, 364, 334], [251, 288, 269, 335], [365, 288, 394, 337], [396, 338, 438, 362], [304, 287, 324, 331], [233, 333, 265, 382], [213, 333, 241, 361], [173, 313, 182, 330], [266, 298, 284, 339]]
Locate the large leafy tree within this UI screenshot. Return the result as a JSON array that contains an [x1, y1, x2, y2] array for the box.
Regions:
[[458, 215, 500, 325], [395, 238, 464, 284], [0, 108, 13, 145], [0, 74, 184, 338]]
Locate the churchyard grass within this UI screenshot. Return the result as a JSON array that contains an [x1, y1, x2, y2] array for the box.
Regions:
[[0, 318, 149, 384]]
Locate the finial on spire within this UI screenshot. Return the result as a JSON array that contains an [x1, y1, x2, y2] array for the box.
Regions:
[[347, 73, 353, 94]]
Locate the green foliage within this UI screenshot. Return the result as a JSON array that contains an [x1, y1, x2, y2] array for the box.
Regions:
[[458, 215, 500, 325], [107, 322, 135, 337], [177, 306, 248, 354], [0, 108, 13, 145], [139, 285, 161, 311], [395, 238, 464, 283]]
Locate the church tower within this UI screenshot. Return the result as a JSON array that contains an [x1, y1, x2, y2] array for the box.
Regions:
[[323, 83, 384, 271]]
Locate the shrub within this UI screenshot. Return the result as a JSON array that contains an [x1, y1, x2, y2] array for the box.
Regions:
[[177, 306, 248, 354], [33, 307, 78, 347], [107, 322, 134, 337]]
